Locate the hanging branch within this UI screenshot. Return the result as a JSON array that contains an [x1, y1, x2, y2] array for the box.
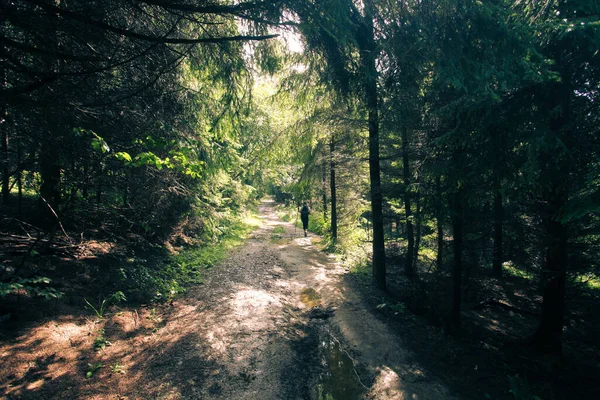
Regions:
[[23, 0, 279, 45]]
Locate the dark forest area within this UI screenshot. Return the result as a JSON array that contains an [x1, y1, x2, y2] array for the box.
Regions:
[[1, 1, 599, 399]]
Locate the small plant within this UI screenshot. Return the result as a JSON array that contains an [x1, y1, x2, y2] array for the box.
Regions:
[[315, 384, 335, 400], [270, 225, 287, 241], [93, 329, 112, 351], [111, 361, 126, 375], [389, 302, 406, 314], [272, 226, 286, 234], [167, 280, 183, 301], [148, 307, 162, 324], [84, 291, 127, 319], [376, 298, 406, 315], [86, 362, 104, 379]]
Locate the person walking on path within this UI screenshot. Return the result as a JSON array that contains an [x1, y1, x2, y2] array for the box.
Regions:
[[300, 202, 310, 237]]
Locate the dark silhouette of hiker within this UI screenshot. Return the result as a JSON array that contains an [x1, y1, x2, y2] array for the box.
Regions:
[[300, 202, 310, 237]]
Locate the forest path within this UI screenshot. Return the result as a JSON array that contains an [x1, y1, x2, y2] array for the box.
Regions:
[[0, 199, 454, 399], [139, 198, 454, 399]]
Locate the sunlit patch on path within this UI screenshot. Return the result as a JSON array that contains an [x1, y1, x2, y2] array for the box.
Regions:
[[231, 287, 283, 331]]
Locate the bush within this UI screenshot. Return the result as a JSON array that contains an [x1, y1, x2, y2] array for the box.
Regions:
[[308, 212, 328, 236]]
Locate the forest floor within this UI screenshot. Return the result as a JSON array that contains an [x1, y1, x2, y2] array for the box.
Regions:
[[1, 199, 598, 399]]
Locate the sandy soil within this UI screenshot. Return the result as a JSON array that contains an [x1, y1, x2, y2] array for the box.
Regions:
[[0, 199, 454, 399]]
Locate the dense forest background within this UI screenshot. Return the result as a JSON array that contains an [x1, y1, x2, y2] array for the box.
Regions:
[[1, 0, 599, 397]]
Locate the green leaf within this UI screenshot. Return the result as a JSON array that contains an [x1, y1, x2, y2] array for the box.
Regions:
[[133, 152, 161, 167], [115, 152, 132, 162], [91, 137, 110, 154]]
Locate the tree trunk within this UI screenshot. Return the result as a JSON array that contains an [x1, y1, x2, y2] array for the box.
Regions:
[[414, 171, 422, 267], [17, 143, 22, 217], [464, 232, 474, 287], [70, 158, 77, 199], [1, 123, 8, 204], [492, 174, 504, 277], [39, 5, 62, 220], [329, 134, 337, 240], [82, 162, 89, 198], [361, 0, 386, 290], [39, 142, 61, 217], [450, 186, 464, 328], [96, 164, 103, 203], [532, 65, 571, 354], [436, 175, 444, 272], [322, 159, 327, 222], [402, 125, 415, 277], [1, 57, 8, 205], [532, 184, 568, 352]]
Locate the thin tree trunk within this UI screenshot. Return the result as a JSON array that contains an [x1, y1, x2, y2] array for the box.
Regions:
[[507, 234, 514, 261], [1, 60, 8, 204], [322, 159, 327, 222], [0, 71, 10, 204], [492, 173, 504, 277], [436, 175, 444, 272], [464, 233, 473, 287], [82, 162, 89, 198], [414, 170, 422, 267], [450, 186, 464, 328], [96, 164, 103, 203], [414, 196, 422, 267], [1, 123, 8, 204], [330, 134, 337, 240], [532, 65, 571, 354], [17, 143, 22, 217], [532, 184, 568, 352], [39, 2, 62, 221], [39, 144, 61, 207], [39, 142, 62, 226], [402, 125, 415, 277], [362, 0, 386, 290], [70, 158, 77, 199]]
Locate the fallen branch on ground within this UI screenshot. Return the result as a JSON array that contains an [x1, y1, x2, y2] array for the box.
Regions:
[[472, 298, 539, 316]]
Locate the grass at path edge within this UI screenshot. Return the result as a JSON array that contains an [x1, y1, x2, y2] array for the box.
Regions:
[[120, 208, 261, 303]]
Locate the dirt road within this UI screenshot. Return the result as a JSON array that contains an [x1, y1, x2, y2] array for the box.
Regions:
[[148, 199, 453, 399], [1, 199, 453, 399]]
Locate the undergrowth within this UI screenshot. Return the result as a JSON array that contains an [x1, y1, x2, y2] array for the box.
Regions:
[[111, 208, 260, 303], [0, 276, 63, 300], [503, 261, 535, 281]]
